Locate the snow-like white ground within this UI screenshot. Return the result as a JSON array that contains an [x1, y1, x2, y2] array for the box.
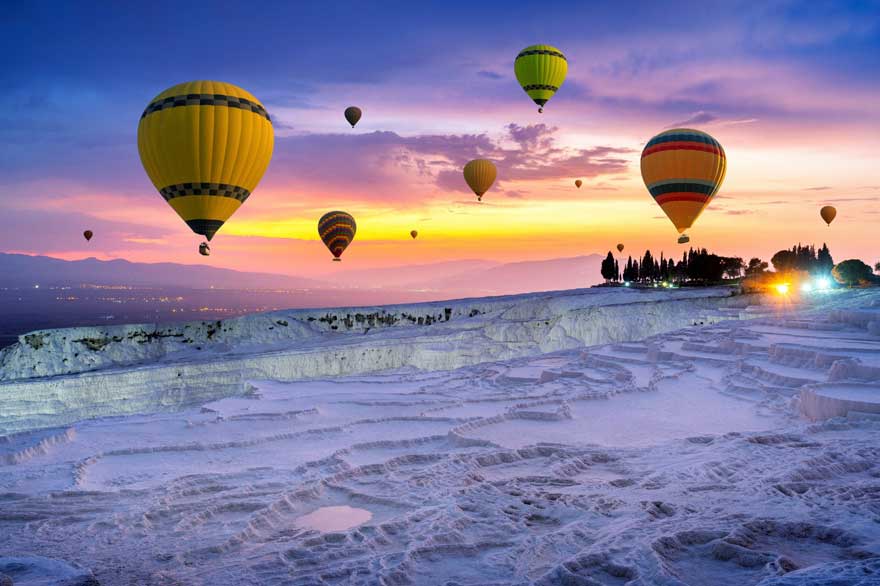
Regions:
[[1, 288, 879, 585]]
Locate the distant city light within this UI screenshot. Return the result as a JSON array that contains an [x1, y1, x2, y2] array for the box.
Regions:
[[34, 284, 39, 289], [775, 283, 790, 295], [624, 281, 631, 287]]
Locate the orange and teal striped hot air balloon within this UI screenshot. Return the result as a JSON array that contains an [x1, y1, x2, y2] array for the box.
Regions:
[[318, 211, 356, 261], [640, 128, 726, 241]]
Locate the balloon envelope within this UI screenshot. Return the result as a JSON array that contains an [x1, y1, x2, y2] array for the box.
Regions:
[[83, 230, 93, 242], [410, 230, 418, 239], [137, 81, 274, 241], [820, 205, 837, 226], [641, 128, 726, 235], [575, 179, 582, 188], [344, 106, 362, 128], [318, 211, 357, 261], [514, 45, 567, 112], [463, 159, 497, 201]]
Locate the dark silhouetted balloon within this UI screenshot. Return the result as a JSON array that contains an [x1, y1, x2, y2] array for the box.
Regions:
[[820, 205, 836, 226], [83, 230, 93, 242], [344, 106, 362, 128]]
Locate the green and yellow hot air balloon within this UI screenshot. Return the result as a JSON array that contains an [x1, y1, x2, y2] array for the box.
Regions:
[[463, 159, 497, 202], [137, 81, 274, 243], [514, 45, 568, 113], [640, 128, 726, 241]]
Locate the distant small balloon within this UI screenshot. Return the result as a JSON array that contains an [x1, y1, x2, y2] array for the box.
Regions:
[[199, 242, 211, 256], [616, 243, 624, 253], [410, 230, 418, 239], [820, 205, 836, 226], [83, 230, 93, 242], [575, 179, 582, 189], [344, 106, 362, 128]]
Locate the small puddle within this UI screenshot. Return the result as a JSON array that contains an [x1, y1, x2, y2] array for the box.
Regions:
[[295, 505, 372, 532]]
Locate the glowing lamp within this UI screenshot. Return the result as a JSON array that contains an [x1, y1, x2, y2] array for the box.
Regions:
[[774, 283, 790, 295]]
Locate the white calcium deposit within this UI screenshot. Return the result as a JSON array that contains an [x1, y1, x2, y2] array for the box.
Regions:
[[0, 287, 878, 585]]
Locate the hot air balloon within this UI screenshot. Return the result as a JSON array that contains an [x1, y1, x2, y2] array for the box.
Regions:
[[617, 243, 624, 253], [344, 106, 362, 128], [820, 206, 836, 226], [514, 45, 567, 113], [83, 230, 93, 242], [410, 230, 418, 239], [575, 179, 583, 189], [463, 159, 497, 202], [640, 128, 726, 242], [137, 81, 274, 242], [318, 211, 356, 261], [199, 242, 211, 256]]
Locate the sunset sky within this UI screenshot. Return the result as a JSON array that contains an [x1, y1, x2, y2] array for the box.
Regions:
[[1, 1, 878, 278]]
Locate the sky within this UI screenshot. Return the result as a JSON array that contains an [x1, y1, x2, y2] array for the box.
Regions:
[[1, 0, 878, 278]]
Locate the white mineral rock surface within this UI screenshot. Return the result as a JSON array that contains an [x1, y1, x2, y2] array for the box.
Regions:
[[0, 287, 878, 585]]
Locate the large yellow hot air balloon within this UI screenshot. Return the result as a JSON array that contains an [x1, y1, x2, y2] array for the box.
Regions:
[[318, 211, 356, 261], [137, 81, 274, 242], [820, 206, 836, 226], [640, 128, 726, 240], [575, 179, 583, 189], [514, 45, 567, 113], [463, 159, 497, 201]]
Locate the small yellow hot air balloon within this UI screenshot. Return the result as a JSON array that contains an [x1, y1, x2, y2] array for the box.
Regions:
[[137, 81, 274, 242], [463, 159, 497, 202], [641, 128, 726, 241], [820, 206, 836, 226], [515, 45, 568, 113], [616, 243, 624, 253], [575, 179, 583, 189], [410, 230, 418, 239]]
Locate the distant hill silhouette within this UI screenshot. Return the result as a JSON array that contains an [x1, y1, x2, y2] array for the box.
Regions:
[[0, 253, 327, 290], [0, 253, 604, 295]]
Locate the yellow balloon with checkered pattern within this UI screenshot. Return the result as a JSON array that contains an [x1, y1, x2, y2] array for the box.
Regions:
[[137, 81, 274, 241]]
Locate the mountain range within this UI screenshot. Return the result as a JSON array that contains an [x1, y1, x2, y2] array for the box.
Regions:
[[0, 253, 603, 297]]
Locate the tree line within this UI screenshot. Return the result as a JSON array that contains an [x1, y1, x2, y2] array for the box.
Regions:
[[601, 242, 880, 287], [601, 248, 745, 285]]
